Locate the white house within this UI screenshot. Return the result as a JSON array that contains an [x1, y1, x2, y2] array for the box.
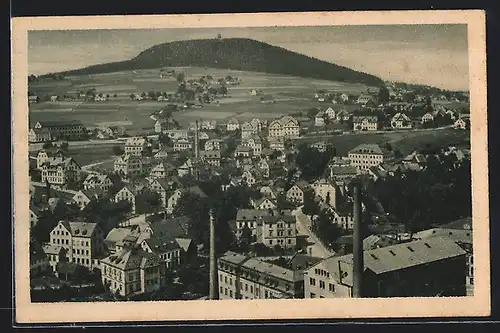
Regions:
[[391, 113, 412, 129], [325, 107, 336, 120], [315, 111, 326, 127]]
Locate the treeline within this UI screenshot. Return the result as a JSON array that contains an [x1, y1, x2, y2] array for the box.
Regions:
[[370, 154, 471, 233]]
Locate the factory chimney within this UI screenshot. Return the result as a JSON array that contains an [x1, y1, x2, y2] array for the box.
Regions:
[[194, 120, 199, 159], [208, 208, 218, 300], [352, 181, 364, 298]]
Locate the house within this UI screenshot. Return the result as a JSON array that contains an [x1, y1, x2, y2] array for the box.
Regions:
[[241, 122, 258, 140], [268, 116, 300, 139], [83, 174, 113, 192], [114, 154, 143, 178], [286, 180, 310, 204], [28, 94, 39, 104], [259, 185, 279, 199], [250, 118, 262, 132], [124, 137, 148, 156], [42, 243, 66, 273], [29, 205, 43, 228], [114, 185, 141, 213], [454, 118, 469, 130], [166, 186, 207, 214], [352, 115, 378, 131], [304, 237, 467, 298], [249, 89, 259, 96], [100, 245, 165, 297], [234, 209, 277, 238], [36, 148, 66, 170], [48, 220, 106, 270], [421, 112, 434, 123], [257, 159, 271, 178], [258, 214, 298, 249], [217, 252, 306, 300], [94, 95, 107, 102], [348, 144, 385, 172], [267, 137, 286, 152], [149, 161, 176, 179], [235, 145, 253, 158], [242, 135, 263, 156], [242, 169, 263, 186], [28, 128, 52, 143], [340, 93, 349, 103], [153, 148, 170, 159], [30, 240, 50, 277], [177, 158, 207, 178], [72, 189, 102, 210], [31, 120, 85, 141], [315, 111, 326, 127], [391, 113, 412, 129], [50, 95, 59, 102], [200, 150, 221, 167], [252, 197, 278, 210], [148, 178, 182, 207], [236, 157, 254, 171], [311, 179, 339, 209], [310, 141, 328, 153], [356, 94, 373, 105], [201, 120, 217, 131], [227, 118, 240, 131], [173, 138, 193, 151], [332, 209, 355, 230], [204, 139, 221, 151], [325, 107, 336, 120], [40, 157, 81, 187]]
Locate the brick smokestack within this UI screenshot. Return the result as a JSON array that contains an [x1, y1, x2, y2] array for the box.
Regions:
[[209, 208, 218, 299], [194, 120, 199, 159], [352, 181, 364, 298]]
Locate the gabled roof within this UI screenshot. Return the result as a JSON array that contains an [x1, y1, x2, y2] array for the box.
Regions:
[[105, 227, 134, 244], [57, 221, 98, 238], [348, 144, 383, 155], [236, 208, 275, 221], [315, 236, 466, 285], [101, 248, 162, 270], [262, 215, 296, 224]]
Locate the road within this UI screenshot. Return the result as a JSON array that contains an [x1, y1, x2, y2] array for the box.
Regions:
[[293, 207, 335, 259], [81, 159, 114, 171], [29, 139, 124, 152], [296, 125, 454, 141]]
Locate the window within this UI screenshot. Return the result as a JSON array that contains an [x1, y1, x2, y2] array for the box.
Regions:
[[225, 276, 228, 284], [329, 283, 335, 292], [309, 278, 316, 286], [224, 288, 228, 296], [229, 278, 233, 286], [319, 280, 325, 289], [245, 284, 248, 291], [220, 286, 223, 294], [250, 286, 253, 293], [310, 293, 316, 298], [229, 290, 233, 298]]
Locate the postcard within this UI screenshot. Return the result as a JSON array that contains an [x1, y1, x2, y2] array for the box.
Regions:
[[12, 10, 488, 324]]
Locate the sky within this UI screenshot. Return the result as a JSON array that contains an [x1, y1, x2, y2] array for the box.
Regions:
[[28, 25, 469, 91]]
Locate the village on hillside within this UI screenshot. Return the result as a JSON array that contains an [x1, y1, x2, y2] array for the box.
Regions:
[[27, 66, 472, 302]]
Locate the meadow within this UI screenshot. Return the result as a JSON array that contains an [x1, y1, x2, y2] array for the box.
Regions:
[[295, 128, 469, 157], [29, 67, 372, 133]]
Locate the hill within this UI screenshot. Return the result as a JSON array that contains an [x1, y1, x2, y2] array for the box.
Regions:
[[47, 38, 383, 86]]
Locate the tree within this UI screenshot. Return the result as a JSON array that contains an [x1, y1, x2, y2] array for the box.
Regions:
[[135, 190, 161, 215], [218, 86, 228, 96], [377, 85, 390, 104], [302, 189, 319, 218], [140, 92, 147, 99], [129, 93, 135, 100], [60, 142, 69, 151], [148, 91, 157, 99], [106, 94, 110, 99], [158, 134, 172, 147], [113, 94, 117, 98], [176, 72, 185, 83], [112, 145, 124, 155], [42, 142, 54, 149]]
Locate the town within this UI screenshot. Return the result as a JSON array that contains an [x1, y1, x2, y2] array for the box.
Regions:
[[28, 68, 472, 302]]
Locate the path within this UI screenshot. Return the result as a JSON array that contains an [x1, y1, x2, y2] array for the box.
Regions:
[[292, 207, 335, 259]]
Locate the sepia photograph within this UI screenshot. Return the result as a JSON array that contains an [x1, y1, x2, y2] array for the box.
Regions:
[[12, 10, 488, 324]]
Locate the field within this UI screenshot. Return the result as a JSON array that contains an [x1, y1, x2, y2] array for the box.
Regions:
[[29, 67, 373, 134], [295, 128, 469, 156]]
